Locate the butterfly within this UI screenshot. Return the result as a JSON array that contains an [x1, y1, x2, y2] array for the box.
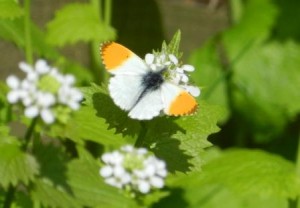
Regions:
[[100, 42, 199, 120]]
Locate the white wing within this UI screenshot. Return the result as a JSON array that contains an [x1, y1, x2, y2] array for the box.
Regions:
[[108, 75, 144, 110], [128, 89, 164, 120]]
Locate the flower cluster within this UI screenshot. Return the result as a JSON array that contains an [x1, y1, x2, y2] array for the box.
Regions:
[[6, 59, 83, 124], [100, 145, 167, 194], [145, 52, 200, 97]]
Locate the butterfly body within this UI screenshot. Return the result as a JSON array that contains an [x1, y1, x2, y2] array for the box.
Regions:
[[101, 42, 198, 120]]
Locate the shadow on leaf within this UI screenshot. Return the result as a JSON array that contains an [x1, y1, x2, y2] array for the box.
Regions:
[[145, 117, 193, 173], [92, 91, 141, 139], [32, 138, 72, 195], [152, 188, 188, 208]]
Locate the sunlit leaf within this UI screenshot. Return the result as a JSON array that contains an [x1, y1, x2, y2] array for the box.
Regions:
[[0, 0, 23, 19], [66, 147, 138, 207], [46, 3, 116, 47], [143, 101, 222, 172], [0, 126, 39, 188]]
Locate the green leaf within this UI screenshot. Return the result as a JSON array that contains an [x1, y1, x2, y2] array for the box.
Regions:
[[0, 0, 23, 19], [166, 30, 181, 57], [32, 139, 71, 190], [0, 18, 93, 84], [0, 126, 39, 188], [155, 183, 289, 208], [49, 84, 138, 146], [31, 177, 80, 208], [156, 149, 299, 208], [189, 39, 230, 122], [179, 149, 300, 198], [66, 146, 138, 208], [222, 0, 278, 57], [231, 41, 300, 142], [46, 3, 116, 47], [143, 101, 222, 172]]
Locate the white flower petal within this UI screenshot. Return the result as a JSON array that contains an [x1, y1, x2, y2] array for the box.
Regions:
[[137, 148, 147, 155], [120, 173, 131, 184], [176, 67, 184, 73], [6, 76, 20, 89], [19, 62, 33, 73], [105, 177, 122, 188], [121, 145, 134, 152], [150, 176, 164, 188], [181, 74, 189, 83], [169, 54, 178, 65], [64, 74, 75, 85], [41, 109, 55, 124], [25, 106, 39, 118], [35, 59, 50, 74], [145, 54, 155, 65], [27, 72, 38, 81], [113, 166, 125, 177], [7, 91, 20, 103], [133, 170, 147, 179], [144, 164, 156, 177], [182, 65, 195, 72], [68, 102, 80, 110], [100, 166, 113, 178], [138, 180, 151, 194]]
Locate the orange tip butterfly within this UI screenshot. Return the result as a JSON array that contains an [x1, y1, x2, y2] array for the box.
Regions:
[[100, 42, 199, 120]]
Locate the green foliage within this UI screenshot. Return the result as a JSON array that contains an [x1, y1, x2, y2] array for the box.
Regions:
[[161, 30, 182, 58], [0, 0, 300, 207], [143, 101, 222, 172], [65, 147, 138, 208], [46, 3, 116, 47], [156, 149, 300, 207], [0, 0, 23, 19], [0, 126, 39, 189]]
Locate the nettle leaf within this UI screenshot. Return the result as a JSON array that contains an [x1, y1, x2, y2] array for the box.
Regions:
[[32, 139, 71, 191], [0, 18, 92, 83], [31, 177, 80, 208], [0, 126, 39, 188], [231, 41, 300, 141], [46, 3, 116, 47], [50, 84, 139, 146], [0, 0, 23, 19], [157, 149, 299, 208], [143, 101, 222, 173], [66, 147, 138, 208], [83, 84, 141, 141], [179, 149, 300, 197]]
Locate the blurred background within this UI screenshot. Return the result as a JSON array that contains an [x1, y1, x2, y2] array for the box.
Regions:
[[0, 0, 300, 162]]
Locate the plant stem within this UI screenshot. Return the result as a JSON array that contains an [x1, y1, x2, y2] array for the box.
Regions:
[[90, 0, 105, 83], [104, 0, 112, 26], [204, 39, 253, 100], [229, 0, 243, 24], [3, 185, 15, 208], [24, 0, 33, 64], [135, 122, 147, 147], [23, 117, 38, 150]]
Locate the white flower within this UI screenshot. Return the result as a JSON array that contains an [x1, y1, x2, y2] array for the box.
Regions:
[[144, 52, 201, 97], [100, 145, 167, 194], [6, 59, 83, 124]]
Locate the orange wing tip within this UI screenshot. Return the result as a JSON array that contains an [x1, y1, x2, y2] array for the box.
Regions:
[[100, 42, 133, 71], [167, 92, 198, 116]]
